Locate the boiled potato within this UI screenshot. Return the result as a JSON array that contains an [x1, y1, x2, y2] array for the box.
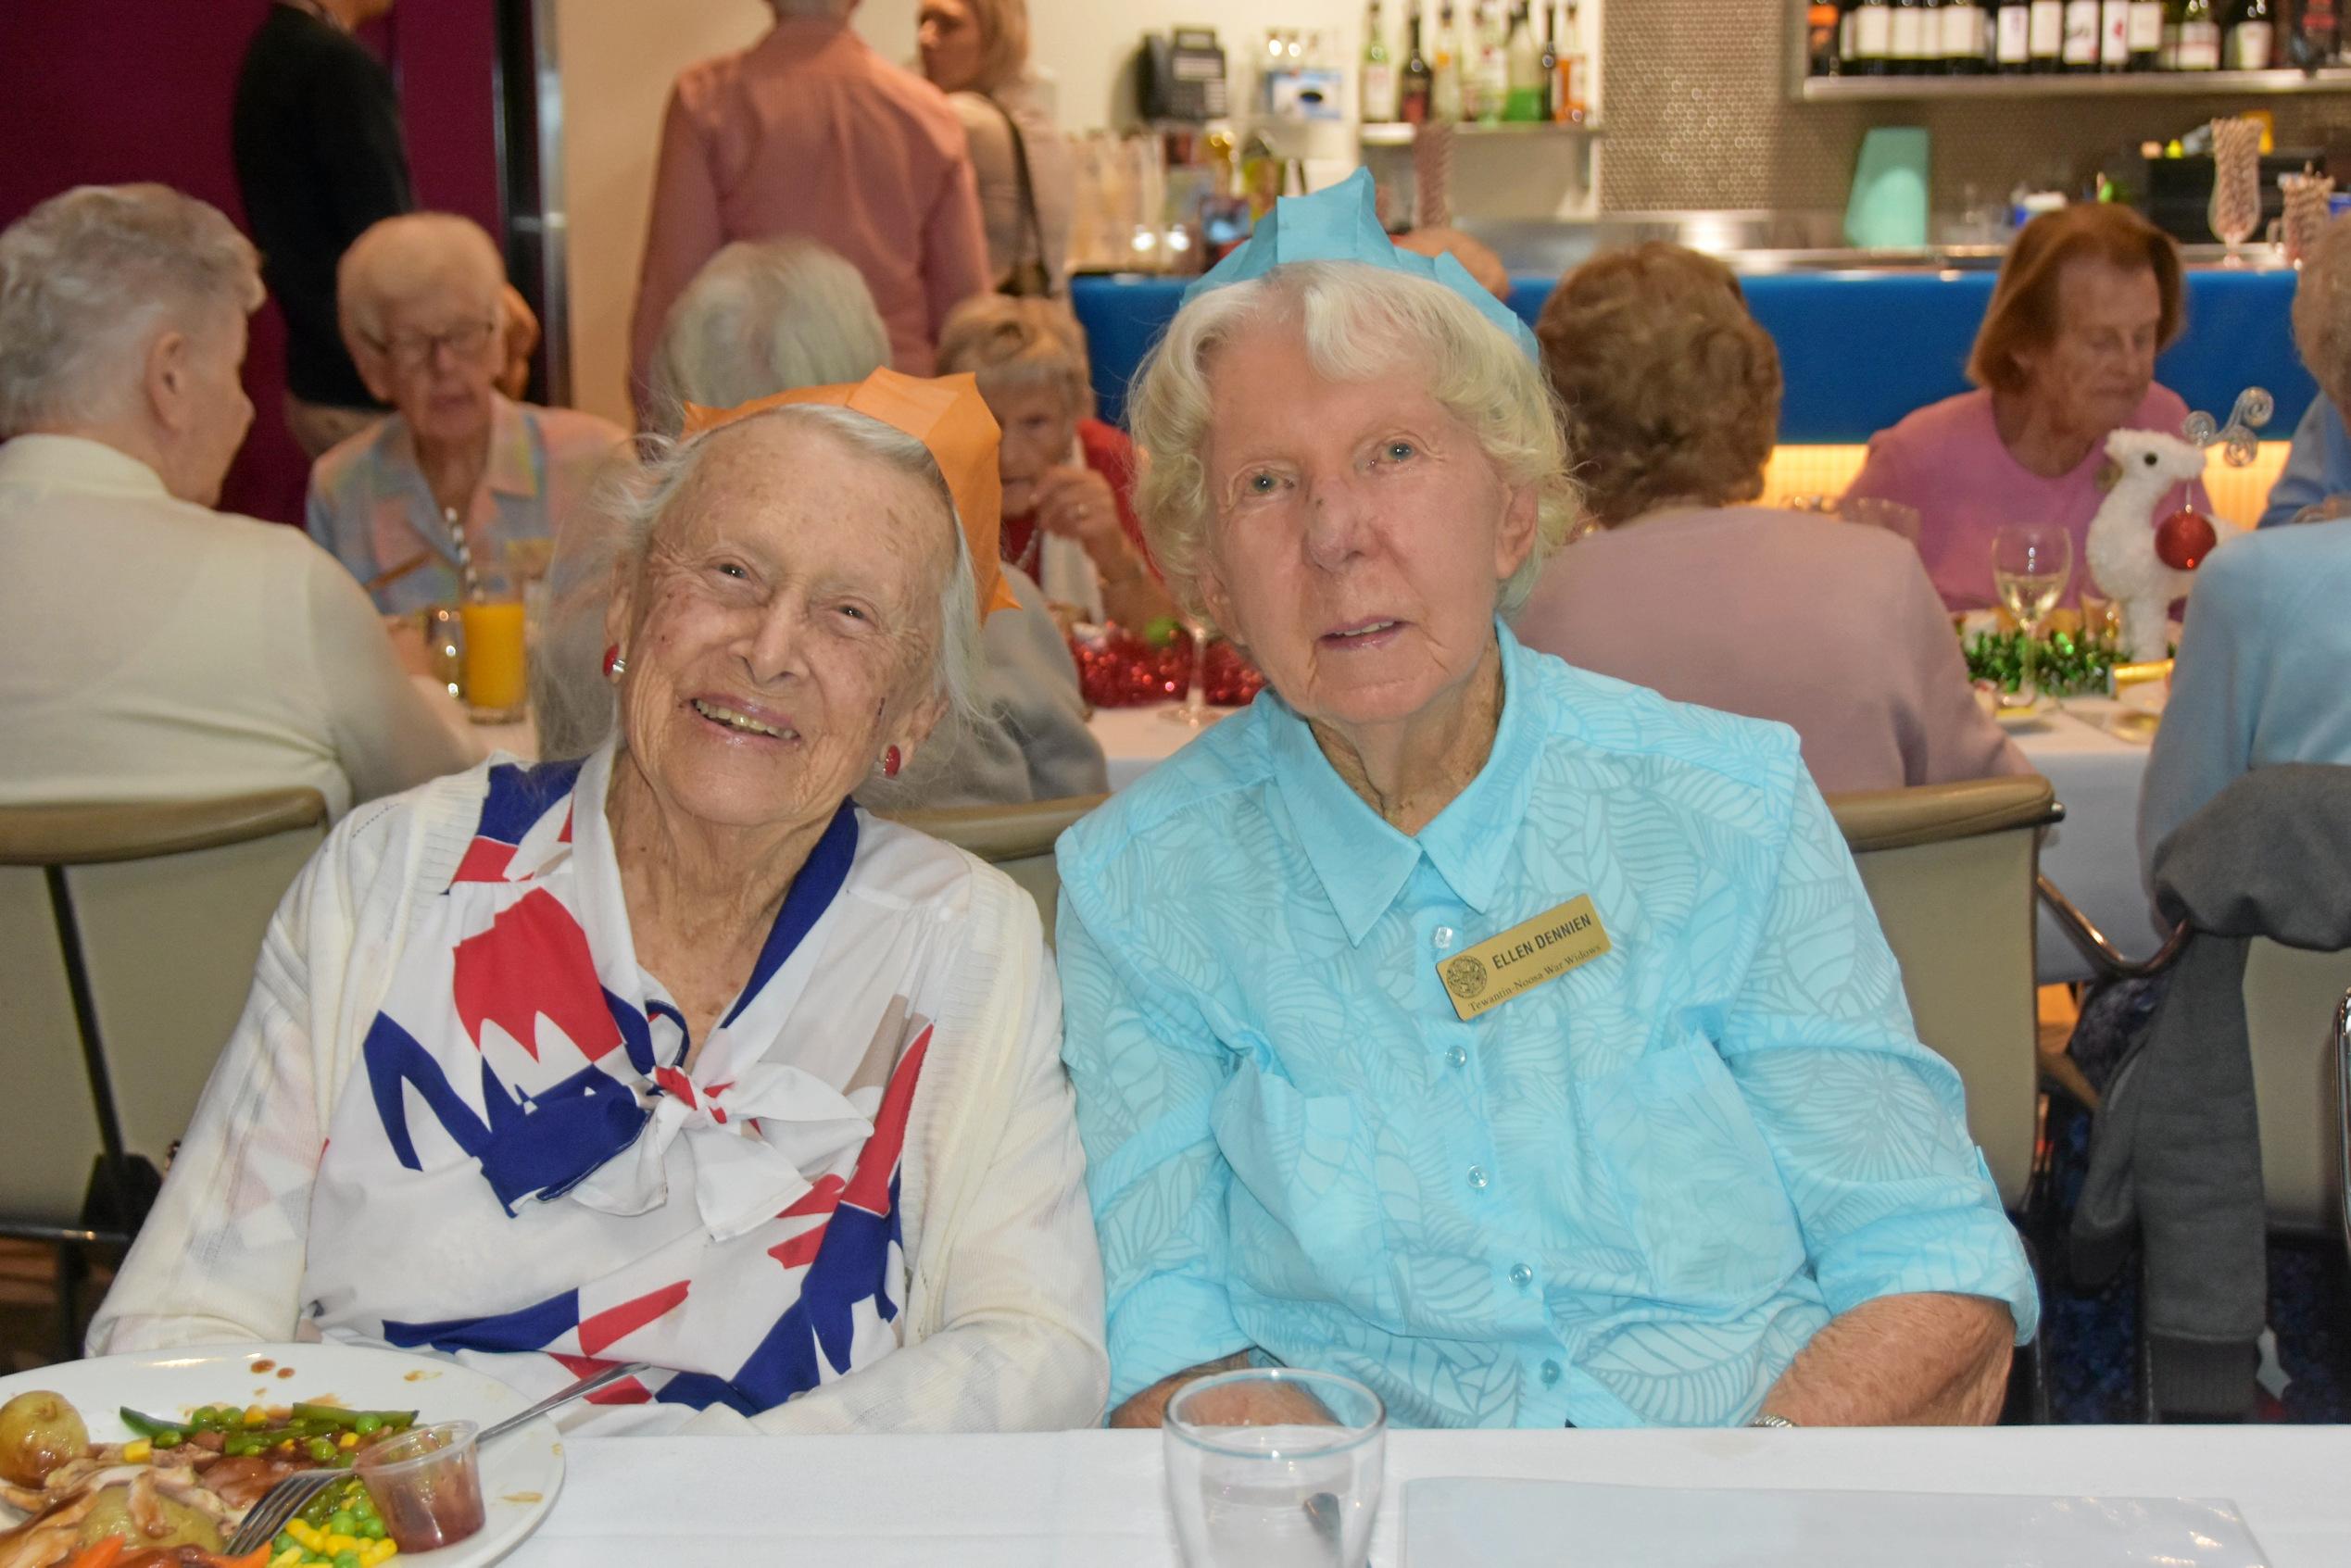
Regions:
[[0, 1390, 87, 1486], [74, 1484, 224, 1552]]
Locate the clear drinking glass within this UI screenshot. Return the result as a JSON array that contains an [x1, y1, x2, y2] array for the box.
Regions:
[[459, 562, 529, 723], [1163, 1369, 1387, 1568], [2207, 117, 2264, 266], [1161, 612, 1221, 728], [1991, 523, 2073, 696]]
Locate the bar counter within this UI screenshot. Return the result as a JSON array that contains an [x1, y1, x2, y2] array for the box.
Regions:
[[1072, 262, 2310, 445]]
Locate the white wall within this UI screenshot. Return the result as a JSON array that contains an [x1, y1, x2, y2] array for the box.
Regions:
[[551, 0, 771, 424]]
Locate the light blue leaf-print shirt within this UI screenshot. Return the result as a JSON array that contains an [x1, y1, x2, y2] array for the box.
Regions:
[[1056, 624, 2038, 1428]]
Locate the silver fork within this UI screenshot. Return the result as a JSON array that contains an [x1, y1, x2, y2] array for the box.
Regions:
[[220, 1361, 647, 1556], [224, 1469, 344, 1556]]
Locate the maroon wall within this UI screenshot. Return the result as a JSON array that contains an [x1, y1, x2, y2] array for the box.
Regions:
[[0, 1, 503, 526]]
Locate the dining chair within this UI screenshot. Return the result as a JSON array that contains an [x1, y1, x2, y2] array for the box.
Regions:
[[0, 789, 329, 1293], [886, 794, 1108, 946], [2040, 888, 2351, 1237], [1826, 773, 2064, 1215]]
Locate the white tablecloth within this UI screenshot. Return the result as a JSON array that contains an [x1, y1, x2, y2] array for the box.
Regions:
[[503, 1426, 2351, 1567], [1083, 697, 2166, 986]]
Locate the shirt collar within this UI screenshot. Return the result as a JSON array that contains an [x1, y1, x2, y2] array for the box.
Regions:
[[1267, 621, 1549, 947], [0, 434, 173, 500], [378, 394, 537, 500]]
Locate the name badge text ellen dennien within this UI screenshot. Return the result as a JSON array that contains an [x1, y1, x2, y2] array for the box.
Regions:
[[1436, 895, 1611, 1022]]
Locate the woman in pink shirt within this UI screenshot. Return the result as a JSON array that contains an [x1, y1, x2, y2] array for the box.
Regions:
[[1520, 243, 2025, 795], [1843, 204, 2209, 612]]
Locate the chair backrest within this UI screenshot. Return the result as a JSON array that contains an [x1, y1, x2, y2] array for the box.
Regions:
[[0, 790, 329, 1179], [886, 794, 1106, 946], [1827, 774, 2060, 1211], [2241, 941, 2351, 1234], [0, 865, 107, 1236]]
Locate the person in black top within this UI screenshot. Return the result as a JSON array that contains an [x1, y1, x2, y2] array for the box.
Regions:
[[233, 0, 411, 458]]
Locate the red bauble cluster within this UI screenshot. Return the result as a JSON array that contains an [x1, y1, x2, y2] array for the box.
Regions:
[[2155, 508, 2219, 571], [1071, 627, 1269, 709]]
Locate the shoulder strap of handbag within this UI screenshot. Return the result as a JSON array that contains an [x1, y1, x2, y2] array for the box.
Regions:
[[991, 95, 1052, 295]]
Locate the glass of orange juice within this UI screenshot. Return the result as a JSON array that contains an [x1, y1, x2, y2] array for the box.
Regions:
[[460, 565, 529, 723]]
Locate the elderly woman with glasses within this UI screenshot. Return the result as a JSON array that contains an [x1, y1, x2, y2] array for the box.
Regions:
[[308, 213, 628, 613], [92, 369, 1109, 1436], [1057, 173, 2036, 1432]]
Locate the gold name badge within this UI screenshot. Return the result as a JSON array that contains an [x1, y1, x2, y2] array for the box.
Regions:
[[1437, 895, 1611, 1022]]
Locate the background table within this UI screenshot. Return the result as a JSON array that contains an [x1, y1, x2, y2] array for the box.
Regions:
[[1084, 696, 2167, 986], [505, 1425, 2351, 1567]]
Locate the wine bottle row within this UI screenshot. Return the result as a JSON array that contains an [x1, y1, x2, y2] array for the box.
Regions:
[[1806, 0, 2343, 78]]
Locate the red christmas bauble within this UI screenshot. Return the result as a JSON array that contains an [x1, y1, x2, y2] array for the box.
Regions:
[[2155, 508, 2218, 571]]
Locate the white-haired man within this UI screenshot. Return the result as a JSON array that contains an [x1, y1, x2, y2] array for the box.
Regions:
[[0, 183, 476, 816], [629, 0, 992, 408]]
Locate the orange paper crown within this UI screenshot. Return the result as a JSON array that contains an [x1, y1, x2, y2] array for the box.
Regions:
[[681, 368, 1016, 619]]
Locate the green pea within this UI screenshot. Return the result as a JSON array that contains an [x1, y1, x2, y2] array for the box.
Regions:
[[308, 1436, 337, 1461], [334, 1552, 363, 1568], [361, 1520, 385, 1540], [352, 1413, 383, 1435], [157, 1429, 183, 1449], [328, 1511, 358, 1535]]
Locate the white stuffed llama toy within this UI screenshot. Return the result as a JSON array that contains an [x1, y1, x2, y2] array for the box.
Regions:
[[2082, 391, 2268, 661]]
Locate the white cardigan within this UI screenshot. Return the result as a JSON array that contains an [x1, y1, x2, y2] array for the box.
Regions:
[[88, 762, 1109, 1435]]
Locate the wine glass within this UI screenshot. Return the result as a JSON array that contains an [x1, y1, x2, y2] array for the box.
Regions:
[[1991, 524, 2073, 699], [1163, 1369, 1387, 1568], [2207, 117, 2264, 268], [1162, 610, 1221, 728]]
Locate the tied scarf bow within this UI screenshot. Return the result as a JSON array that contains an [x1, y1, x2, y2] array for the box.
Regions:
[[566, 1046, 877, 1243]]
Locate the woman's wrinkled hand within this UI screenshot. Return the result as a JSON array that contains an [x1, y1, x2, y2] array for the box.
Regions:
[[1032, 464, 1123, 555]]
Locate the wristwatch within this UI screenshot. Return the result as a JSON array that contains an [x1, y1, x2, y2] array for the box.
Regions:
[[1747, 1413, 1797, 1428]]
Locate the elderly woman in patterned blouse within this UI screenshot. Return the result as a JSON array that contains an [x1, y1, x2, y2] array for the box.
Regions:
[[1056, 171, 2037, 1432], [92, 370, 1107, 1436]]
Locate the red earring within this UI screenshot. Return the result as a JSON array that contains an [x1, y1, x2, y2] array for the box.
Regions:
[[603, 644, 624, 679], [883, 746, 903, 778]]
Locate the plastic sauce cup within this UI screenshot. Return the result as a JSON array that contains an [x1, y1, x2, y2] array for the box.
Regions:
[[354, 1419, 486, 1551]]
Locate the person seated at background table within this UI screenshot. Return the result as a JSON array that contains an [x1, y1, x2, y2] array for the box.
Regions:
[[89, 380, 1110, 1436], [1842, 203, 2209, 612], [1056, 172, 2037, 1433], [559, 244, 1104, 806], [916, 0, 1071, 297], [936, 295, 1176, 631], [1517, 242, 2027, 795], [0, 183, 476, 817], [631, 0, 992, 394], [2259, 216, 2351, 528], [308, 213, 627, 615]]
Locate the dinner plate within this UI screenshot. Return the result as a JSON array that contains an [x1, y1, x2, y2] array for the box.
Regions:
[[0, 1342, 563, 1568]]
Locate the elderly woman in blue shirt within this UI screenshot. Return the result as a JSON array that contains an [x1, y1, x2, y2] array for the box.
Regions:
[[1055, 171, 2037, 1432]]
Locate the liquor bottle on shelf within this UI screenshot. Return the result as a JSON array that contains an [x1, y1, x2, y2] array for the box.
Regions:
[[1890, 0, 1930, 71], [1809, 0, 1845, 73], [2030, 0, 2066, 67], [2062, 0, 2103, 67], [1538, 0, 1561, 109], [1363, 1, 1399, 123], [2128, 0, 2164, 64], [1431, 0, 1463, 119], [1504, 4, 1542, 118], [1554, 0, 1590, 116], [2098, 0, 2131, 66], [1473, 0, 1511, 122], [2292, 0, 2339, 65], [2174, 0, 2222, 65], [2226, 0, 2275, 69], [1851, 0, 1896, 74], [1995, 0, 2034, 68], [1401, 3, 1435, 123], [1944, 0, 1990, 70]]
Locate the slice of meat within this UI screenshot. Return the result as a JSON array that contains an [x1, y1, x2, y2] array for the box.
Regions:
[[0, 1489, 95, 1568]]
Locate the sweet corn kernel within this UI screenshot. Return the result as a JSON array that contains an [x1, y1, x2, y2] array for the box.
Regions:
[[119, 1438, 152, 1463], [287, 1521, 324, 1549], [326, 1533, 361, 1554], [245, 1405, 270, 1426], [270, 1551, 302, 1568], [338, 1431, 360, 1449], [363, 1541, 399, 1567]]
